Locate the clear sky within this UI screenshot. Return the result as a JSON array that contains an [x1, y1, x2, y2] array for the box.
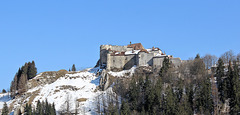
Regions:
[[0, 0, 239, 90]]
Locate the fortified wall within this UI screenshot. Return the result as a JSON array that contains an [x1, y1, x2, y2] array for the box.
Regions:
[[100, 42, 181, 71]]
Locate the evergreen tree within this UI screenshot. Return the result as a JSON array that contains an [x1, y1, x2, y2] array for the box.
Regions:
[[226, 61, 234, 98], [45, 99, 50, 115], [2, 89, 6, 93], [144, 76, 154, 112], [129, 78, 139, 110], [195, 77, 214, 114], [34, 100, 56, 115], [18, 74, 27, 94], [25, 103, 32, 115], [36, 100, 43, 115], [178, 93, 193, 115], [216, 58, 225, 102], [21, 63, 29, 74], [175, 80, 183, 102], [154, 78, 163, 112], [229, 61, 240, 114], [159, 57, 170, 77], [1, 102, 9, 115], [72, 64, 76, 71], [186, 84, 194, 113], [190, 54, 205, 76], [27, 61, 37, 79], [52, 103, 56, 115], [164, 86, 177, 115], [10, 61, 37, 96], [120, 100, 130, 115], [195, 53, 200, 59], [221, 78, 229, 102]]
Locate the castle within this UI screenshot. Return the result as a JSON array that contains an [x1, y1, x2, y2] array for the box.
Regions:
[[100, 42, 182, 71]]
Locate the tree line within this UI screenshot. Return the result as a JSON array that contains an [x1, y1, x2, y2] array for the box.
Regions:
[[10, 61, 37, 97]]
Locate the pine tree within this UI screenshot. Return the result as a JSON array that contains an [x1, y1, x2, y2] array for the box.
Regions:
[[190, 54, 206, 76], [176, 80, 183, 102], [25, 103, 32, 115], [195, 77, 214, 114], [120, 100, 130, 115], [226, 61, 234, 98], [72, 64, 76, 71], [159, 57, 170, 77], [144, 76, 154, 112], [195, 53, 200, 59], [36, 100, 43, 115], [27, 61, 37, 79], [21, 63, 29, 74], [45, 99, 50, 115], [229, 61, 240, 114], [178, 93, 193, 115], [10, 61, 37, 97], [129, 78, 139, 110], [164, 86, 177, 115], [2, 89, 6, 93], [186, 84, 194, 113], [1, 102, 9, 115], [216, 58, 225, 102], [154, 78, 163, 112], [52, 103, 56, 115], [18, 74, 27, 94]]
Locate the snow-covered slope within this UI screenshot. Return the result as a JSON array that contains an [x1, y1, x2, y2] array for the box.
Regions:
[[0, 93, 12, 109], [28, 67, 102, 114], [5, 66, 137, 115]]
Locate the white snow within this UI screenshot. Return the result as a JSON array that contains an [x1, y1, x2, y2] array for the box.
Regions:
[[125, 50, 140, 55], [0, 93, 12, 109], [108, 66, 136, 77], [7, 66, 123, 115], [28, 67, 104, 114], [155, 53, 166, 57]]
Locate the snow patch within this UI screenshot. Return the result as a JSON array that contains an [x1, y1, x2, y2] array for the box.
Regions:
[[108, 66, 136, 77]]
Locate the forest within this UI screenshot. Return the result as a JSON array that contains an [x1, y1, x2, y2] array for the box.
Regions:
[[96, 50, 240, 115]]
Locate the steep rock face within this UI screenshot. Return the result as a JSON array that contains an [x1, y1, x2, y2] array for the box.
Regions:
[[99, 66, 138, 91], [99, 69, 109, 91]]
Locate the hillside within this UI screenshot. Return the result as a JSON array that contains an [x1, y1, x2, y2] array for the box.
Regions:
[[0, 66, 136, 115]]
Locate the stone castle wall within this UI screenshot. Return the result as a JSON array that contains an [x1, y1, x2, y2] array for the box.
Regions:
[[138, 52, 154, 66], [153, 57, 165, 69], [107, 54, 137, 71], [100, 45, 130, 65], [100, 44, 181, 71]]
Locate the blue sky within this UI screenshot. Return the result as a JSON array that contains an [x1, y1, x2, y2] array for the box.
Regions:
[[0, 0, 239, 90]]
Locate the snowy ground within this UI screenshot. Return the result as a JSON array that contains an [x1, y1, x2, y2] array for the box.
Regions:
[[0, 93, 12, 109], [27, 67, 103, 114], [108, 66, 136, 77], [5, 66, 132, 114]]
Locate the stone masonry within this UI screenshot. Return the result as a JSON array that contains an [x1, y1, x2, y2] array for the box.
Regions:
[[100, 42, 181, 71]]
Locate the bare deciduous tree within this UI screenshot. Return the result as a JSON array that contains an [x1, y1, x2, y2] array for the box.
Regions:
[[60, 93, 72, 115], [75, 98, 79, 115], [237, 53, 240, 61], [203, 54, 218, 69], [220, 50, 236, 63]]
